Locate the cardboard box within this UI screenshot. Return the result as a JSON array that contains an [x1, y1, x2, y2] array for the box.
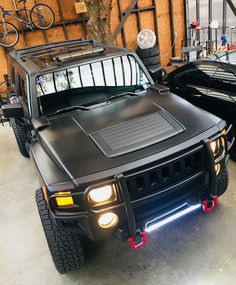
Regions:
[[75, 2, 88, 14]]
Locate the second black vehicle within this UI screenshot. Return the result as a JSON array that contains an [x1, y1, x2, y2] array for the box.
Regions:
[[1, 40, 234, 274], [164, 50, 236, 161]]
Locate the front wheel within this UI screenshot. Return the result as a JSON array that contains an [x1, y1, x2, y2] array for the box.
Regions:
[[215, 166, 229, 197], [0, 22, 19, 47], [30, 4, 55, 30], [36, 189, 85, 274]]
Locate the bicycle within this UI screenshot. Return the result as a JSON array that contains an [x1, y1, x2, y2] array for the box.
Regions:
[[0, 0, 55, 47]]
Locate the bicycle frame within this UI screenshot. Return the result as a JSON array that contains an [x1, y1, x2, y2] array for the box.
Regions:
[[1, 2, 32, 28]]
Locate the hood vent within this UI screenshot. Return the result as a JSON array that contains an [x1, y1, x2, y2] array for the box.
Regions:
[[90, 111, 185, 158]]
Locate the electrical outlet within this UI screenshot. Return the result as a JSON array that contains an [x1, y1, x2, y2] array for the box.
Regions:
[[174, 31, 178, 37]]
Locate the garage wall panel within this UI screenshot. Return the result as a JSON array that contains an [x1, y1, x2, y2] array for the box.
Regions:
[[0, 0, 185, 87]]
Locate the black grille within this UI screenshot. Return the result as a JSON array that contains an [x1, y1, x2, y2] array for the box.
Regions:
[[125, 146, 205, 201]]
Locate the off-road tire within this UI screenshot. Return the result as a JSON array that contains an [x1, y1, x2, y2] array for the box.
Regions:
[[36, 189, 85, 274], [10, 118, 29, 157], [136, 46, 160, 58], [215, 166, 229, 197]]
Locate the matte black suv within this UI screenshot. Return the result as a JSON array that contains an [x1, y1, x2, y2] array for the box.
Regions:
[[2, 40, 233, 274]]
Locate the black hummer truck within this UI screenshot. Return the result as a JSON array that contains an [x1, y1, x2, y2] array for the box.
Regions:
[[2, 40, 233, 274]]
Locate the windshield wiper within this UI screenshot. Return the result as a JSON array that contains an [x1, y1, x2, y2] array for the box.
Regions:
[[108, 91, 145, 102], [47, 105, 90, 117]]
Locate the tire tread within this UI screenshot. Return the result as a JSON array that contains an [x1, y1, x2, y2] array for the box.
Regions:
[[10, 118, 29, 157], [36, 189, 85, 274]]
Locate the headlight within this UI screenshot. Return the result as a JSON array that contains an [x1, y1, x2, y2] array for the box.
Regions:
[[210, 137, 225, 162], [88, 185, 117, 207]]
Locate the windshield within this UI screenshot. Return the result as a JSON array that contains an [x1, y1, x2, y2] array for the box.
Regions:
[[36, 55, 150, 116], [207, 50, 236, 65]]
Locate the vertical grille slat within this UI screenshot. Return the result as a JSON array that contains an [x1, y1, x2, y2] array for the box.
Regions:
[[125, 147, 205, 201]]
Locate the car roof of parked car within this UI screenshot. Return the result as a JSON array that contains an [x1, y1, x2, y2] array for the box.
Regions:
[[206, 50, 236, 65]]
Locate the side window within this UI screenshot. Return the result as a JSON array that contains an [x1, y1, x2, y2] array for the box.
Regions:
[[178, 64, 216, 86], [211, 67, 236, 91], [19, 75, 28, 104], [207, 66, 236, 102], [175, 64, 218, 96]]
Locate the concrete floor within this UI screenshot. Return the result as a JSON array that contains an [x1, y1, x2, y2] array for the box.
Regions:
[[1, 124, 236, 285]]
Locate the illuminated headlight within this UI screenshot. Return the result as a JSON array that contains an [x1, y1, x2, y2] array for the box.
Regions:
[[98, 212, 119, 228], [215, 163, 221, 175], [88, 185, 117, 207], [210, 137, 226, 162]]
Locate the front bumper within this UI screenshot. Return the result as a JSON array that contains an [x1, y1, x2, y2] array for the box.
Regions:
[[46, 126, 233, 243]]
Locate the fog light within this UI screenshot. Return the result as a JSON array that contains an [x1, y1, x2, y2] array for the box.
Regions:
[[98, 212, 119, 228], [215, 163, 221, 175], [55, 192, 73, 206]]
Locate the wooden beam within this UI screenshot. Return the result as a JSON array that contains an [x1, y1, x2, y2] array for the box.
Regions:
[[117, 0, 127, 46], [34, 0, 48, 43], [12, 0, 28, 46], [112, 0, 137, 41], [135, 2, 141, 33], [55, 0, 68, 40], [79, 13, 88, 38], [153, 0, 159, 46]]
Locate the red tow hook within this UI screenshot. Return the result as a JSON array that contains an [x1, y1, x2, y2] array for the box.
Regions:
[[202, 196, 218, 213], [129, 231, 147, 250]]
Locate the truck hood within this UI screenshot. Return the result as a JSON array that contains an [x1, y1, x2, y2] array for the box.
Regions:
[[37, 90, 216, 179]]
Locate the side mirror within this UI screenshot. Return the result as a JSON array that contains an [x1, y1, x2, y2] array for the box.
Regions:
[[148, 66, 163, 83], [1, 103, 23, 118]]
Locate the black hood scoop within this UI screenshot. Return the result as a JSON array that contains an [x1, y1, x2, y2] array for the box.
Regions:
[[89, 110, 185, 158]]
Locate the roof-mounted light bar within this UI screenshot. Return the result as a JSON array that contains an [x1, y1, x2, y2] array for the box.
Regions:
[[53, 47, 105, 62]]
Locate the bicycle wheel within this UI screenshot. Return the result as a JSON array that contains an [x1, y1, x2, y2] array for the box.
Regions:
[[0, 22, 19, 47], [30, 4, 55, 30]]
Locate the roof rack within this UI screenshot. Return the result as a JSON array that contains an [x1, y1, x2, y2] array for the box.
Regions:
[[12, 39, 96, 59]]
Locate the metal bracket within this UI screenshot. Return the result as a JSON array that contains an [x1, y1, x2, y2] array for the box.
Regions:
[[226, 0, 236, 16]]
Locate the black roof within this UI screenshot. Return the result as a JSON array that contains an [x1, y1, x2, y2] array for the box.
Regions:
[[10, 39, 128, 76]]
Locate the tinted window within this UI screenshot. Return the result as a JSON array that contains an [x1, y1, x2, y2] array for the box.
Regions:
[[174, 64, 217, 89], [11, 66, 16, 86], [19, 75, 28, 104], [207, 66, 236, 102]]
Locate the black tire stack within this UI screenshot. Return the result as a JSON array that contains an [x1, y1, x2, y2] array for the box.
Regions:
[[136, 45, 162, 82]]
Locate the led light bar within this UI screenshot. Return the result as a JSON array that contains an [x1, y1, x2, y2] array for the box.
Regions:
[[145, 204, 201, 233], [53, 47, 105, 62]]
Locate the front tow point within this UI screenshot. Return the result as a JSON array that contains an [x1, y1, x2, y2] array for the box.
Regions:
[[129, 231, 147, 250], [202, 196, 218, 213]]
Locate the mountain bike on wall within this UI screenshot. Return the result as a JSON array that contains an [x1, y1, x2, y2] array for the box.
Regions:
[[0, 0, 55, 47]]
